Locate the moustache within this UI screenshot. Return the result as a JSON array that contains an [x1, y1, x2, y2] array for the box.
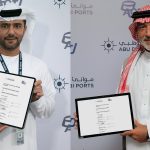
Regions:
[[143, 36, 150, 41], [4, 36, 17, 40]]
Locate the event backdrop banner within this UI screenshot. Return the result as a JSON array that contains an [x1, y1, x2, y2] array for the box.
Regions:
[[0, 0, 70, 150], [0, 0, 149, 150], [71, 0, 149, 150]]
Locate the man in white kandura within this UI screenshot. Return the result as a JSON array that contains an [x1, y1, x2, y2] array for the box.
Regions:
[[118, 5, 150, 150], [0, 4, 56, 150]]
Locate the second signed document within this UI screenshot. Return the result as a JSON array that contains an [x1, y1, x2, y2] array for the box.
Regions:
[[75, 93, 134, 138]]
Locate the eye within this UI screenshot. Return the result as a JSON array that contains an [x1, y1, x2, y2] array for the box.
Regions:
[[0, 24, 9, 29], [14, 24, 23, 29], [137, 23, 146, 30]]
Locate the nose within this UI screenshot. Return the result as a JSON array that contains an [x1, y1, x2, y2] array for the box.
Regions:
[[7, 25, 15, 35]]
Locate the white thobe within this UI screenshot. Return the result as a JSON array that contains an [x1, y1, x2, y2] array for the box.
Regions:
[[126, 51, 150, 150], [0, 52, 55, 150]]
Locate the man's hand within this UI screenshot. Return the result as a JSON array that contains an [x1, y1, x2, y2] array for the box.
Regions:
[[0, 124, 8, 132], [73, 112, 78, 129], [121, 120, 148, 143], [32, 80, 43, 102]]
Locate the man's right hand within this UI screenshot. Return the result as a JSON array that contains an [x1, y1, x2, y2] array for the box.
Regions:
[[0, 124, 8, 132]]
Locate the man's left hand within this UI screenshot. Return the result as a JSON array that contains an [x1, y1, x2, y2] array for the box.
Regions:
[[32, 80, 43, 102], [121, 120, 148, 143]]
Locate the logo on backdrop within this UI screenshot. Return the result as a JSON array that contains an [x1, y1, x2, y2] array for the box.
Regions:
[[53, 0, 66, 8], [54, 75, 94, 92], [101, 38, 138, 53], [62, 116, 75, 132], [71, 77, 94, 89], [71, 2, 93, 15], [54, 75, 69, 93], [0, 0, 22, 6], [121, 0, 137, 17], [62, 32, 77, 54], [101, 38, 117, 53]]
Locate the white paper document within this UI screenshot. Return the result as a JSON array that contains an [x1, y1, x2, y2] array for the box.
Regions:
[[0, 72, 35, 128], [75, 93, 134, 138]]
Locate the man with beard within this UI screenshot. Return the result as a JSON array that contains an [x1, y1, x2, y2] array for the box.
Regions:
[[118, 5, 150, 150], [0, 4, 55, 150], [73, 4, 150, 150]]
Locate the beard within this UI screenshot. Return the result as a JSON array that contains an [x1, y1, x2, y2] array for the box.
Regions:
[[140, 36, 150, 51], [0, 34, 23, 51]]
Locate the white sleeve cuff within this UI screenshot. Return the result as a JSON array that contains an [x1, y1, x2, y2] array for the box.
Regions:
[[146, 119, 150, 141]]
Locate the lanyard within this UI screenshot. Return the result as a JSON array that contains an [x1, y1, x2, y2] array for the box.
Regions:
[[0, 52, 22, 75]]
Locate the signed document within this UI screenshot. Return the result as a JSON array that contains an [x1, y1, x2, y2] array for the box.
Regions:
[[0, 72, 35, 129], [75, 93, 134, 138]]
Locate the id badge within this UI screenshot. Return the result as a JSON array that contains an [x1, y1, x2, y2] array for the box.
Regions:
[[16, 129, 24, 145]]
